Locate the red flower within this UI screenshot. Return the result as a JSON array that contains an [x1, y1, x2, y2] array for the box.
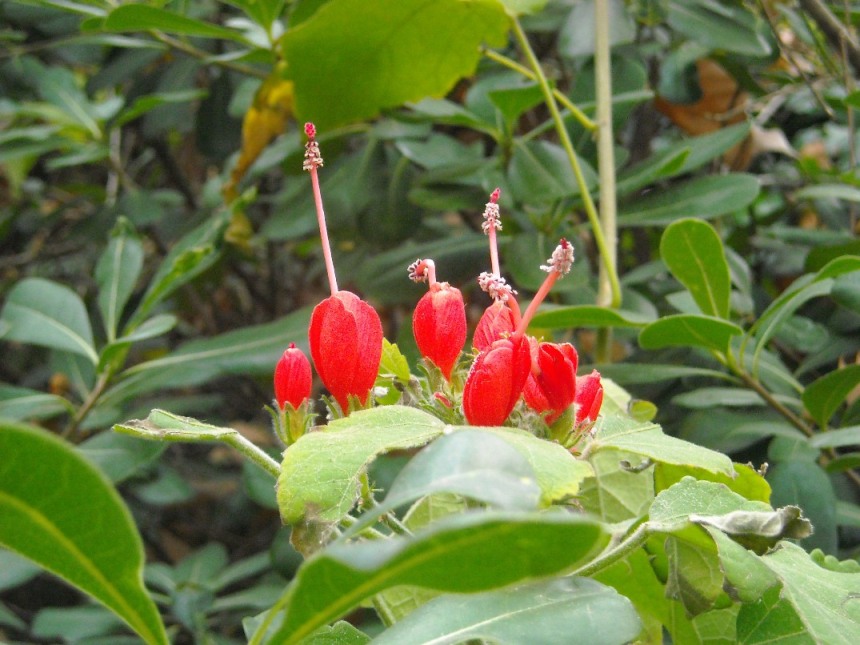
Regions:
[[523, 341, 579, 424], [575, 369, 604, 425], [463, 335, 531, 426], [309, 290, 383, 412], [274, 343, 312, 409], [473, 300, 516, 353], [413, 283, 467, 380]]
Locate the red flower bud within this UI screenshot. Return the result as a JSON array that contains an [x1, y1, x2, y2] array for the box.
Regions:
[[309, 290, 383, 412], [575, 369, 604, 425], [274, 343, 312, 409], [463, 335, 531, 426], [412, 283, 466, 380], [473, 300, 516, 353], [523, 341, 579, 424]]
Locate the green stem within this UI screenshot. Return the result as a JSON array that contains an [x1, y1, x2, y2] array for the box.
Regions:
[[593, 0, 621, 362], [223, 433, 281, 479], [481, 48, 597, 131], [573, 523, 651, 578], [509, 19, 622, 312]]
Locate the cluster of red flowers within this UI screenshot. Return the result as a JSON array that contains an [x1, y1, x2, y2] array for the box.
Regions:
[[273, 124, 603, 446]]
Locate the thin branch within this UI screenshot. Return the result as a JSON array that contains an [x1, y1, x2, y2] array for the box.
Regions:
[[481, 47, 597, 131]]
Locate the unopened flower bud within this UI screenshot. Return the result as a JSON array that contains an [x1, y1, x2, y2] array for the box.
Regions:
[[463, 335, 531, 426], [413, 283, 467, 380], [309, 291, 383, 412], [274, 343, 312, 409], [575, 369, 604, 425]]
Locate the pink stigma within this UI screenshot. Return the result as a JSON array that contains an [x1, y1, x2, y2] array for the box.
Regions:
[[490, 188, 500, 203], [305, 122, 316, 139]]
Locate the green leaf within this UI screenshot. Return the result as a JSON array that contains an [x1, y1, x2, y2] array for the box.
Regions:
[[103, 5, 248, 41], [747, 256, 860, 374], [0, 422, 168, 645], [591, 416, 734, 477], [664, 536, 725, 615], [378, 338, 411, 383], [616, 123, 750, 196], [672, 387, 796, 409], [96, 218, 144, 342], [768, 460, 837, 554], [282, 0, 510, 128], [0, 384, 72, 421], [0, 277, 98, 363], [115, 89, 208, 128], [705, 528, 777, 604], [661, 218, 731, 318], [106, 308, 312, 405], [371, 578, 642, 645], [618, 174, 760, 227], [77, 432, 166, 483], [485, 426, 594, 505], [795, 184, 860, 203], [656, 462, 772, 504], [127, 213, 228, 329], [754, 542, 860, 644], [252, 511, 608, 644], [736, 584, 812, 645], [595, 363, 738, 386], [667, 0, 771, 57], [341, 430, 542, 539], [802, 365, 860, 428], [579, 449, 655, 522], [509, 139, 597, 203], [277, 406, 445, 525], [639, 314, 744, 354], [530, 305, 654, 329], [592, 548, 668, 643], [809, 425, 860, 449]]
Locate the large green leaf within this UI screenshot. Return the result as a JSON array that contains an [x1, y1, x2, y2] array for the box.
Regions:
[[753, 542, 860, 644], [95, 218, 144, 342], [0, 422, 167, 645], [371, 578, 641, 645], [277, 406, 445, 525], [736, 584, 812, 644], [661, 219, 731, 318], [252, 511, 608, 644], [639, 314, 744, 354], [0, 277, 98, 363], [618, 174, 760, 227], [809, 425, 860, 449], [282, 0, 510, 128], [589, 416, 734, 477], [802, 365, 860, 429]]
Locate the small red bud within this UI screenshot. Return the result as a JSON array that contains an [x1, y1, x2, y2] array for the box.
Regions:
[[575, 369, 604, 425], [413, 283, 467, 380], [274, 343, 312, 409], [463, 335, 531, 426], [309, 290, 383, 412], [473, 301, 516, 353], [523, 341, 578, 424]]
